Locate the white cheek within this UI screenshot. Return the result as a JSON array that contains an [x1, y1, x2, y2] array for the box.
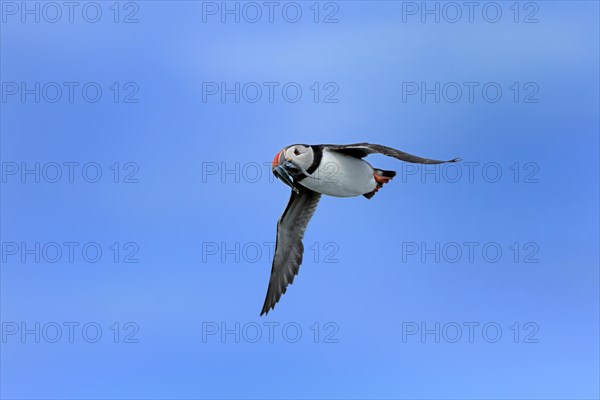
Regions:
[[299, 154, 312, 169]]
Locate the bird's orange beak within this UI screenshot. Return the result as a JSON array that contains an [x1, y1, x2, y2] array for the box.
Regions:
[[271, 149, 284, 170], [272, 148, 298, 193]]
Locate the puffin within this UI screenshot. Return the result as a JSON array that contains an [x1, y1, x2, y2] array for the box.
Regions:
[[261, 143, 460, 315]]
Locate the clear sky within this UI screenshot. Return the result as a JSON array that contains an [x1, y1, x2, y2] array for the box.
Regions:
[[1, 1, 599, 399]]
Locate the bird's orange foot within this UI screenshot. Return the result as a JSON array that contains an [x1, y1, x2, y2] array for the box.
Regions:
[[374, 173, 391, 185]]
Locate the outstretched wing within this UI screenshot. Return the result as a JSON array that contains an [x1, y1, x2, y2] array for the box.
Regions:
[[260, 185, 321, 316], [326, 143, 460, 164]]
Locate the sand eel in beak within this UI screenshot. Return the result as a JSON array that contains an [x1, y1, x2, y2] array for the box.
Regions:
[[262, 143, 461, 315]]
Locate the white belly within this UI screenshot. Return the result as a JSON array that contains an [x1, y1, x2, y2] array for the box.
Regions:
[[299, 149, 376, 197]]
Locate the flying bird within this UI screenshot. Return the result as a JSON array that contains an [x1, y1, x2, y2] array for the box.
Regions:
[[261, 143, 460, 315]]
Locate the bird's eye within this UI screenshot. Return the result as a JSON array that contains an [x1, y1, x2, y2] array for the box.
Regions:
[[294, 148, 301, 156]]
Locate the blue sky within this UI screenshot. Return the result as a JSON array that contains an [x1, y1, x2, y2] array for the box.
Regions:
[[1, 1, 599, 399]]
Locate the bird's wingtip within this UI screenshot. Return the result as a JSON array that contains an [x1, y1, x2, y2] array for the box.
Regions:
[[260, 307, 270, 317], [260, 301, 273, 316]]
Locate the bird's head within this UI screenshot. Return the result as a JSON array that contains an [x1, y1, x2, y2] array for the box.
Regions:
[[271, 144, 314, 192]]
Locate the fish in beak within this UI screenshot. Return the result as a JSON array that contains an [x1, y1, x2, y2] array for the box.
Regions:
[[272, 149, 299, 194]]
